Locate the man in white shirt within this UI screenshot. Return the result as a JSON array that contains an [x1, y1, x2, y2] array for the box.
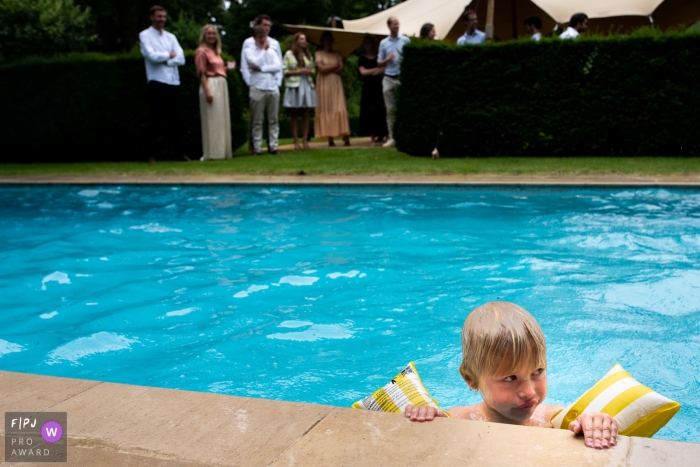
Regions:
[[560, 13, 588, 40], [456, 10, 486, 45], [139, 5, 187, 163], [244, 25, 282, 156], [525, 16, 543, 41], [377, 16, 410, 147], [240, 15, 282, 88], [240, 14, 282, 153]]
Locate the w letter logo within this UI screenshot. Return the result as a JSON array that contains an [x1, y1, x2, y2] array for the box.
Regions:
[[41, 421, 63, 443]]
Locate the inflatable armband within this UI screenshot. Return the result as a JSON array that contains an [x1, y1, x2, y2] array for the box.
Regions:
[[551, 363, 680, 437], [352, 362, 450, 417]]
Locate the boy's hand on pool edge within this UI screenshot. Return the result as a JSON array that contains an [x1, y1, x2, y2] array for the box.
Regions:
[[404, 404, 448, 422], [569, 412, 618, 449]]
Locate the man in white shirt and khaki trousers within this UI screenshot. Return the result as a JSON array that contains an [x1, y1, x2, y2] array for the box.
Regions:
[[240, 14, 282, 154], [244, 25, 282, 156], [139, 5, 188, 162]]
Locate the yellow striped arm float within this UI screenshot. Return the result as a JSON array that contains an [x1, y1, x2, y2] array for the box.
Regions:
[[551, 363, 680, 437]]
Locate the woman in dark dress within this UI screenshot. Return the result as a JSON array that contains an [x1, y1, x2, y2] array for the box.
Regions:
[[358, 35, 388, 146]]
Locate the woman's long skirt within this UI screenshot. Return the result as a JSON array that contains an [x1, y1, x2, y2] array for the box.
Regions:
[[314, 73, 350, 139], [199, 75, 232, 160]]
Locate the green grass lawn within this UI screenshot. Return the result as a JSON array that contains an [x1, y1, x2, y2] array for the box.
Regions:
[[1, 144, 699, 177]]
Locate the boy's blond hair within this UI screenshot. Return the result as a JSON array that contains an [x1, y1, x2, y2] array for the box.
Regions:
[[459, 301, 547, 391]]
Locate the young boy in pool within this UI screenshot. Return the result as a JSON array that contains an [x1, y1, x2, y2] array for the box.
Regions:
[[404, 301, 618, 450]]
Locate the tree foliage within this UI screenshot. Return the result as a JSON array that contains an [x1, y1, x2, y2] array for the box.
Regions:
[[168, 10, 205, 50], [0, 0, 96, 62], [1, 0, 401, 61], [73, 0, 225, 52]]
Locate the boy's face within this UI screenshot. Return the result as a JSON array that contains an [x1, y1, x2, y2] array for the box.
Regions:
[[479, 363, 548, 423]]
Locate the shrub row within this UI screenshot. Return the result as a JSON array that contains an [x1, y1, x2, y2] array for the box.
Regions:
[[394, 33, 700, 157], [0, 52, 247, 162]]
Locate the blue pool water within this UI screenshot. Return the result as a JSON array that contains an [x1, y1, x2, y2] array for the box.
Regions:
[[1, 185, 699, 442]]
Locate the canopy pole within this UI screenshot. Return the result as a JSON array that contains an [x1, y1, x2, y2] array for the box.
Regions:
[[486, 0, 495, 41]]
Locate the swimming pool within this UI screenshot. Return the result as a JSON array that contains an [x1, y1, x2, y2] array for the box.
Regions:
[[1, 185, 698, 443]]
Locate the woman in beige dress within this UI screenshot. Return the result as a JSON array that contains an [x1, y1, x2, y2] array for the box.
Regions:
[[314, 31, 350, 147], [195, 24, 232, 160]]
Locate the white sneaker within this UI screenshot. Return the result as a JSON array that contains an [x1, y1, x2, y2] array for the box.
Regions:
[[382, 138, 395, 147]]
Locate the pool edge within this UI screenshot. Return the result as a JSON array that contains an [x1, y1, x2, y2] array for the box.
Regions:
[[1, 370, 697, 466], [1, 174, 700, 186]]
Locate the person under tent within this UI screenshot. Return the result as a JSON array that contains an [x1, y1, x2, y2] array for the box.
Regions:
[[524, 16, 543, 41], [457, 10, 485, 45], [420, 23, 436, 40], [560, 13, 588, 39]]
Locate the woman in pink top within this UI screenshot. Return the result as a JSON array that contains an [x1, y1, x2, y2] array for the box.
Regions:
[[195, 24, 232, 160]]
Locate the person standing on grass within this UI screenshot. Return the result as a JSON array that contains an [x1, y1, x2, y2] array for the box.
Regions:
[[283, 33, 317, 150], [195, 24, 232, 161], [314, 31, 351, 147], [457, 10, 486, 45], [244, 25, 282, 156], [240, 14, 282, 154], [377, 16, 410, 148], [560, 13, 588, 39], [525, 17, 543, 41], [358, 35, 388, 146], [139, 5, 189, 163]]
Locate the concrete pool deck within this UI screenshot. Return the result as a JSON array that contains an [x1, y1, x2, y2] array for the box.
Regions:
[[1, 371, 698, 466], [1, 173, 700, 185]]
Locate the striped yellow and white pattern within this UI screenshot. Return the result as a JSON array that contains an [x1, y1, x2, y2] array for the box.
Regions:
[[352, 362, 451, 417], [551, 363, 680, 437]]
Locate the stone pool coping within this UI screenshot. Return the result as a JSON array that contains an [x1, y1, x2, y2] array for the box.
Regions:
[[1, 173, 700, 185], [1, 371, 698, 466]]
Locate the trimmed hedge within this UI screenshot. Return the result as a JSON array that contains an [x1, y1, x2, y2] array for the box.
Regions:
[[395, 34, 700, 157], [0, 52, 246, 162]]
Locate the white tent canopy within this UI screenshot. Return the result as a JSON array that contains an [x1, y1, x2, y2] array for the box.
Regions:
[[280, 0, 700, 50], [281, 0, 468, 55], [342, 0, 467, 40], [532, 0, 665, 23]]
